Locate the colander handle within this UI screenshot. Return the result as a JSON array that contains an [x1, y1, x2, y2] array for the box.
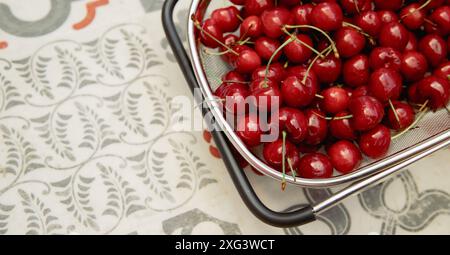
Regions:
[[162, 0, 316, 227]]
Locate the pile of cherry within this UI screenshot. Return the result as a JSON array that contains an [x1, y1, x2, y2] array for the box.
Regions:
[[196, 0, 449, 186]]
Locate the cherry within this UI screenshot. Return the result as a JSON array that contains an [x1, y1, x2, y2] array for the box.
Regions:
[[378, 22, 409, 51], [215, 82, 250, 115], [255, 37, 282, 61], [304, 109, 328, 145], [334, 27, 366, 58], [261, 7, 294, 39], [285, 66, 318, 84], [386, 101, 415, 131], [236, 114, 264, 147], [358, 124, 391, 159], [378, 10, 399, 24], [352, 85, 370, 98], [343, 54, 370, 87], [222, 70, 247, 84], [310, 2, 344, 32], [327, 140, 362, 174], [369, 47, 402, 71], [419, 34, 447, 68], [399, 4, 425, 30], [220, 34, 239, 63], [283, 34, 314, 64], [400, 51, 428, 82], [199, 19, 224, 48], [252, 63, 286, 83], [369, 67, 403, 103], [373, 0, 403, 11], [355, 11, 382, 37], [434, 61, 450, 81], [298, 153, 334, 179], [340, 0, 372, 15], [312, 55, 342, 84], [240, 16, 263, 38], [234, 49, 262, 74], [250, 79, 282, 112], [275, 107, 308, 144], [418, 0, 445, 11], [417, 75, 450, 110], [349, 95, 384, 131], [405, 32, 418, 51], [211, 6, 241, 33], [230, 0, 245, 5], [330, 111, 357, 140], [281, 74, 319, 108], [292, 4, 313, 27], [245, 0, 274, 16], [263, 139, 300, 172], [429, 6, 450, 36], [320, 87, 350, 114], [407, 83, 422, 104]]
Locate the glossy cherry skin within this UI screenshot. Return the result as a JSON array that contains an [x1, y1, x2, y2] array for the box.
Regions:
[[320, 87, 350, 114], [352, 85, 370, 98], [250, 79, 282, 112], [228, 45, 252, 65], [330, 111, 357, 140], [386, 101, 415, 131], [310, 2, 344, 32], [276, 107, 308, 143], [234, 49, 262, 74], [358, 124, 391, 159], [369, 68, 403, 103], [252, 63, 286, 83], [419, 34, 447, 67], [285, 66, 319, 84], [304, 109, 328, 145], [263, 139, 300, 172], [327, 140, 362, 174], [298, 153, 333, 179], [373, 0, 403, 11], [355, 11, 382, 37], [292, 4, 313, 27], [215, 82, 250, 115], [261, 7, 294, 39], [211, 6, 241, 33], [400, 51, 428, 82], [349, 96, 385, 131], [434, 61, 450, 81], [378, 22, 409, 51], [399, 4, 424, 30], [220, 34, 239, 63], [240, 16, 263, 38], [340, 0, 372, 15], [222, 70, 247, 84], [283, 34, 313, 64], [255, 37, 282, 61], [369, 47, 401, 71], [312, 55, 342, 84], [378, 10, 399, 24], [405, 32, 418, 51], [429, 6, 450, 36], [281, 74, 318, 108], [236, 114, 264, 147], [417, 75, 450, 110], [407, 83, 422, 104], [199, 19, 224, 48], [343, 54, 370, 88], [334, 27, 366, 58], [244, 0, 274, 16]]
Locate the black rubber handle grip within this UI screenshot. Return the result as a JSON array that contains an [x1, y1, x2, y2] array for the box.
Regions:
[[161, 0, 316, 227]]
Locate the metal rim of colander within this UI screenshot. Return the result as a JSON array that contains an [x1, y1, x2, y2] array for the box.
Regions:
[[187, 0, 450, 188]]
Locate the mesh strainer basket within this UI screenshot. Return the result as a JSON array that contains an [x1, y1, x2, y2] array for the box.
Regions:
[[163, 0, 450, 227]]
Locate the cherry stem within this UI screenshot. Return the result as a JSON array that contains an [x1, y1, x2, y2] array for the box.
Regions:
[[203, 48, 231, 56], [354, 0, 360, 14], [282, 28, 326, 59], [315, 94, 324, 99], [284, 24, 339, 58], [389, 99, 401, 127], [222, 80, 250, 84], [192, 15, 239, 56], [401, 0, 433, 20], [342, 22, 376, 45], [281, 131, 287, 191], [302, 45, 332, 84], [264, 37, 295, 87], [287, 158, 297, 182], [236, 14, 244, 22], [392, 101, 429, 140]]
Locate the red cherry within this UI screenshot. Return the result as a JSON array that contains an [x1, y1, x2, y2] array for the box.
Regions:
[[244, 0, 274, 16], [378, 10, 399, 24], [369, 67, 403, 103], [220, 34, 239, 63], [340, 0, 372, 15], [222, 70, 247, 84], [400, 51, 428, 82], [399, 4, 425, 30], [407, 83, 422, 104], [199, 19, 224, 48], [378, 22, 409, 51], [279, 0, 302, 7], [234, 49, 262, 74], [255, 37, 282, 61], [349, 96, 384, 131], [373, 0, 403, 11], [304, 109, 328, 145], [386, 101, 415, 131], [283, 34, 314, 64], [240, 16, 263, 38], [252, 63, 286, 83], [261, 7, 294, 39], [281, 74, 318, 108], [250, 79, 282, 112], [320, 87, 350, 114], [434, 61, 450, 81], [215, 82, 250, 115], [429, 5, 450, 36], [298, 153, 333, 179], [417, 75, 450, 110], [236, 114, 264, 147], [228, 44, 252, 65], [310, 2, 344, 32], [263, 139, 300, 172], [211, 6, 241, 33], [292, 4, 313, 27], [418, 0, 445, 11], [330, 111, 357, 140], [343, 54, 370, 88], [369, 47, 401, 71], [405, 32, 418, 51], [355, 11, 382, 37], [276, 107, 308, 143], [327, 140, 362, 174], [230, 0, 245, 5], [358, 124, 391, 159], [334, 27, 366, 58], [419, 34, 447, 67], [312, 55, 342, 84]]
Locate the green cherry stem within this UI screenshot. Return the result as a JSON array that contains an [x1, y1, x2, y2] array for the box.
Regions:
[[302, 45, 332, 84], [281, 131, 287, 191], [287, 158, 297, 182], [401, 0, 433, 20], [264, 37, 295, 87], [389, 99, 402, 127], [392, 101, 429, 140], [282, 28, 326, 59]]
